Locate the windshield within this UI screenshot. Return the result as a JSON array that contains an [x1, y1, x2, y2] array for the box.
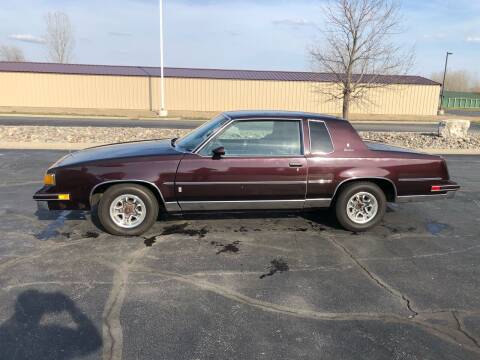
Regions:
[[176, 115, 230, 152]]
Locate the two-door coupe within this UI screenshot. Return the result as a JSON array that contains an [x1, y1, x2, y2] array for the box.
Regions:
[[34, 111, 459, 235]]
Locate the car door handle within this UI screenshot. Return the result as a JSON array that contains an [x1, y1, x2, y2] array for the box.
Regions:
[[289, 162, 303, 168]]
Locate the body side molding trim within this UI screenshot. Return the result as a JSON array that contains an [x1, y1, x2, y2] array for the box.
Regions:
[[167, 181, 306, 186], [178, 199, 306, 211], [398, 177, 443, 182], [307, 179, 333, 184]]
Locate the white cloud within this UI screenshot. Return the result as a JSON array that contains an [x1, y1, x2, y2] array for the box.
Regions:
[[8, 34, 45, 44], [466, 36, 480, 42], [272, 18, 313, 27]]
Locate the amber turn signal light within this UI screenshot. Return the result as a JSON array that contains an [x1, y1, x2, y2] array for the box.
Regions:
[[44, 173, 56, 186]]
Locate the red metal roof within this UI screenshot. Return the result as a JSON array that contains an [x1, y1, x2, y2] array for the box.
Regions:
[[0, 61, 440, 86]]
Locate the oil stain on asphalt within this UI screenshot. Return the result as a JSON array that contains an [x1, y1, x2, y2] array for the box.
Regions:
[[211, 240, 241, 254], [260, 258, 289, 279], [144, 235, 157, 247], [143, 223, 209, 247], [161, 223, 208, 238], [82, 231, 99, 238], [426, 221, 451, 235]]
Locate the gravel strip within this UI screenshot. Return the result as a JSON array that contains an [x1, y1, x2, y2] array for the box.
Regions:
[[1, 126, 479, 150], [359, 131, 480, 150], [0, 126, 189, 144]]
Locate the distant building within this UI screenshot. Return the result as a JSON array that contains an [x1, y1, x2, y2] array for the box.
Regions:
[[0, 61, 440, 118], [442, 91, 480, 110]]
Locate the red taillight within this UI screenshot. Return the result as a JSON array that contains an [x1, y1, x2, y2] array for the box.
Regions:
[[431, 185, 441, 192]]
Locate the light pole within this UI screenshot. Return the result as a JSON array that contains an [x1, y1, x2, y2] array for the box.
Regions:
[[439, 51, 453, 112], [158, 0, 168, 117]]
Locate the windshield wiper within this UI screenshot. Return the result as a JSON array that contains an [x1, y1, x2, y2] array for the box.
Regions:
[[171, 138, 178, 147]]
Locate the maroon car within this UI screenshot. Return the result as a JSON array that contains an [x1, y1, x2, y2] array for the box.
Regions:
[[33, 111, 459, 235]]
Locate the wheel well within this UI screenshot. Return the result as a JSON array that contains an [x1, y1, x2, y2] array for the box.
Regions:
[[333, 178, 396, 203], [90, 181, 165, 210]]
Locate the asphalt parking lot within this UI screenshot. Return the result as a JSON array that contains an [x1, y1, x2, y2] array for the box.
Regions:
[[0, 150, 479, 359]]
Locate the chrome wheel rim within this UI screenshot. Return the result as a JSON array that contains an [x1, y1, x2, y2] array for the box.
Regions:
[[109, 194, 147, 229], [346, 191, 378, 225]]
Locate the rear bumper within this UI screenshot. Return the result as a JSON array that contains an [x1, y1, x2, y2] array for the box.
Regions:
[[396, 191, 456, 203], [397, 181, 459, 203]]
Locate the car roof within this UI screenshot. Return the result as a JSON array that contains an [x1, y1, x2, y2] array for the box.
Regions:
[[223, 110, 343, 122]]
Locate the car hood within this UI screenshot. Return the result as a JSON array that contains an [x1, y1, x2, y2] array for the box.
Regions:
[[51, 139, 182, 168]]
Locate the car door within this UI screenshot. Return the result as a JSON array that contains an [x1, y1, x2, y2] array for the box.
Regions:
[[174, 118, 307, 211]]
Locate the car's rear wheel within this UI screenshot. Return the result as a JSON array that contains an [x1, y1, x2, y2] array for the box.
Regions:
[[335, 182, 386, 232], [97, 184, 159, 236]]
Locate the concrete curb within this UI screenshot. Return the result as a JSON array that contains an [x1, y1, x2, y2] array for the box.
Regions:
[[1, 142, 479, 155]]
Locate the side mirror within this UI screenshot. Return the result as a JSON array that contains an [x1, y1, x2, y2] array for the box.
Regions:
[[212, 146, 225, 159]]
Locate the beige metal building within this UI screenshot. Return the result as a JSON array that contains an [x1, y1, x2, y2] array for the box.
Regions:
[[0, 62, 440, 117]]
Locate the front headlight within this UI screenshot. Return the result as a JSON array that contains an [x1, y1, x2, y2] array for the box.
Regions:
[[44, 173, 56, 186]]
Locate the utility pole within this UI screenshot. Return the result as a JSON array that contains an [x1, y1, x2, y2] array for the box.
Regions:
[[159, 0, 168, 117], [439, 51, 453, 113]]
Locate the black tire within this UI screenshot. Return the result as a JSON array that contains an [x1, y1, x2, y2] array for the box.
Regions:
[[334, 182, 386, 232], [97, 184, 159, 236]]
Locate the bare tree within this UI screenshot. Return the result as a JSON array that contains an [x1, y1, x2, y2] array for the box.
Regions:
[[310, 0, 413, 119], [431, 70, 476, 93], [44, 11, 75, 63], [0, 45, 26, 62]]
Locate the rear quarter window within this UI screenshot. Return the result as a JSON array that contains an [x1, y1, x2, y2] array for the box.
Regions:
[[309, 121, 334, 154]]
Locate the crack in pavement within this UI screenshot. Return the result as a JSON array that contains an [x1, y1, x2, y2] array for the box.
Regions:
[[102, 246, 148, 360], [0, 280, 170, 292], [357, 243, 480, 262], [452, 311, 480, 348], [131, 268, 480, 355], [325, 234, 418, 318], [185, 263, 354, 277]]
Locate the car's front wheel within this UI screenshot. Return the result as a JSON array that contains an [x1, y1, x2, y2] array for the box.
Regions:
[[335, 182, 386, 232], [97, 184, 159, 236]]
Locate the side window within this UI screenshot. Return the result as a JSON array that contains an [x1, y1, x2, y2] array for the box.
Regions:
[[309, 121, 334, 154], [199, 120, 302, 156]]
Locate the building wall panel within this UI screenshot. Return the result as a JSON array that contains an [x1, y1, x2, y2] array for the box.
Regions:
[[0, 71, 440, 116]]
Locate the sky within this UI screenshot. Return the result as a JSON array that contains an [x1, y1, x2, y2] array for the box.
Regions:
[[0, 0, 479, 78]]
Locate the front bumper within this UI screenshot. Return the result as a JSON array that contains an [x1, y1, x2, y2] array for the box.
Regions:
[[33, 185, 87, 210], [33, 193, 71, 201]]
